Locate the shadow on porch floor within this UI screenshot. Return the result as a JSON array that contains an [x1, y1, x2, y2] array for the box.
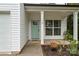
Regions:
[[17, 40, 43, 56]]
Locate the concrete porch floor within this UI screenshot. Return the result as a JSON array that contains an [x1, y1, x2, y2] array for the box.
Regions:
[[0, 40, 69, 56], [18, 40, 67, 56], [17, 40, 43, 56]]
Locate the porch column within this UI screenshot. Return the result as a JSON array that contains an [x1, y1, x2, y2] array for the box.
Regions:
[[40, 11, 44, 44], [73, 11, 78, 41]]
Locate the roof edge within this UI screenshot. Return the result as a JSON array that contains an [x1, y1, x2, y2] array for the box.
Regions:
[[24, 3, 79, 7]]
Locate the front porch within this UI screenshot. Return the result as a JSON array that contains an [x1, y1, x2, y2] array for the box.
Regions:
[[25, 9, 78, 44]]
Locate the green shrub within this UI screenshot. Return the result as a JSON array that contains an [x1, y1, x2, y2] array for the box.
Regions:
[[64, 31, 73, 42], [69, 40, 78, 55]]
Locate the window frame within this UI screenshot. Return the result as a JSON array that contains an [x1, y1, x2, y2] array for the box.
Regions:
[[45, 20, 61, 36]]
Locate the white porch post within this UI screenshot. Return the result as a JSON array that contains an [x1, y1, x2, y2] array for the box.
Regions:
[[73, 11, 78, 41], [40, 11, 44, 44]]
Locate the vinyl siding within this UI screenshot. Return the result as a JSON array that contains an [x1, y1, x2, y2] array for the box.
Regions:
[[0, 4, 20, 52], [0, 14, 10, 51], [20, 4, 28, 50]]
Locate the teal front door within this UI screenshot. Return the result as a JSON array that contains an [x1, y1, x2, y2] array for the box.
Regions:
[[31, 20, 40, 39]]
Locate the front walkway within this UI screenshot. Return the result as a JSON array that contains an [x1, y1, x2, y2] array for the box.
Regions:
[[18, 40, 43, 56]]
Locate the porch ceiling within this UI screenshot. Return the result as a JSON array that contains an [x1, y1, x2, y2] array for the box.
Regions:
[[45, 11, 72, 20], [26, 11, 72, 20]]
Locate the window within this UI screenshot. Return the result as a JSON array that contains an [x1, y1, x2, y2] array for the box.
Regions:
[[45, 20, 61, 36], [46, 28, 52, 35], [54, 20, 61, 35], [45, 20, 53, 36], [45, 20, 53, 27], [54, 20, 61, 27], [54, 28, 61, 35]]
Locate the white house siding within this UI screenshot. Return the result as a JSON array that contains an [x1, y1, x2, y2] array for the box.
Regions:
[[61, 17, 67, 39], [20, 4, 28, 50], [0, 4, 20, 53], [0, 13, 10, 52], [25, 12, 29, 40]]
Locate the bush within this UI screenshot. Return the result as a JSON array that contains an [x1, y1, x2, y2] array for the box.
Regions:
[[64, 31, 73, 41], [69, 40, 78, 55]]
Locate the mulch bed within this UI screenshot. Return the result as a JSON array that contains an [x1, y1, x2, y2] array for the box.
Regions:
[[41, 45, 78, 56]]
